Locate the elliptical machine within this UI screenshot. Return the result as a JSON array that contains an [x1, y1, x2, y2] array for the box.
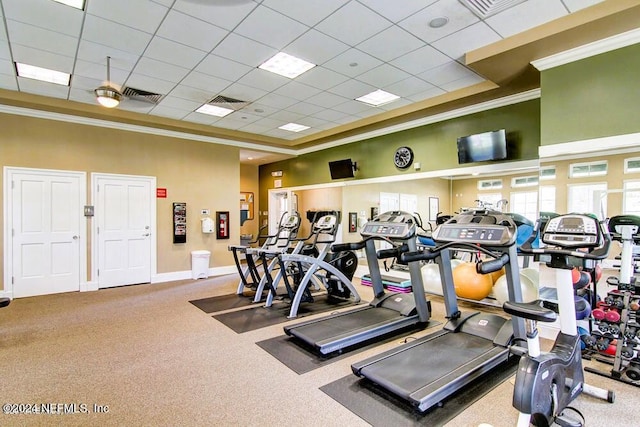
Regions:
[[505, 213, 615, 427]]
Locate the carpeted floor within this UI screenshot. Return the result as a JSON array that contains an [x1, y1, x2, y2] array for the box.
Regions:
[[0, 273, 636, 426]]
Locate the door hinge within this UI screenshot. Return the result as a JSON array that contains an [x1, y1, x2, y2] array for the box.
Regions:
[[11, 180, 15, 189], [11, 277, 14, 284], [97, 269, 99, 276]]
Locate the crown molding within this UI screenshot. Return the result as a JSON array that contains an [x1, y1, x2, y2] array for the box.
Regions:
[[539, 132, 640, 159], [531, 27, 640, 71]]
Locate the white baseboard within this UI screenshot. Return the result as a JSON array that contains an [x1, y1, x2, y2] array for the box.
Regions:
[[152, 265, 237, 283]]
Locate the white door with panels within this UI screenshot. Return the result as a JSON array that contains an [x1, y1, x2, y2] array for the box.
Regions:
[[94, 174, 154, 288], [6, 168, 84, 298]]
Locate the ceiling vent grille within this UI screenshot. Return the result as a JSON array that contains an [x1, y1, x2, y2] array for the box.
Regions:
[[208, 95, 250, 110], [459, 0, 527, 18], [121, 86, 163, 104]]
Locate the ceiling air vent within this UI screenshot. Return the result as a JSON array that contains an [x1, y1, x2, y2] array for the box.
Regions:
[[208, 95, 250, 111], [121, 86, 163, 104], [459, 0, 527, 18]]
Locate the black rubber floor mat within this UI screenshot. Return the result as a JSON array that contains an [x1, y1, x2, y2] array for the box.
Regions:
[[212, 294, 359, 333], [320, 357, 518, 426], [189, 292, 262, 313], [255, 321, 441, 375]]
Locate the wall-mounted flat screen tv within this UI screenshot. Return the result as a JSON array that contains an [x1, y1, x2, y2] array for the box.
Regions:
[[457, 129, 507, 164], [329, 159, 355, 179]]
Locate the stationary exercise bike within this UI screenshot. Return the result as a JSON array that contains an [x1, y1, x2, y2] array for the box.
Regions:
[[504, 213, 615, 427]]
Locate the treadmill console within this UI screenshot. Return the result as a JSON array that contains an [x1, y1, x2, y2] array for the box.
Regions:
[[542, 214, 599, 248], [431, 209, 517, 247], [360, 211, 416, 240]]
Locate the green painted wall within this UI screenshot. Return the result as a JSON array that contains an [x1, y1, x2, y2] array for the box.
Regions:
[[541, 43, 640, 145], [260, 99, 540, 196]]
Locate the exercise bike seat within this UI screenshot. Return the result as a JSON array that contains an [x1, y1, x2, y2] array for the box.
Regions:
[[503, 299, 557, 323]]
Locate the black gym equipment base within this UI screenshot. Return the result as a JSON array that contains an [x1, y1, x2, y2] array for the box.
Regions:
[[320, 357, 518, 426], [212, 293, 359, 333], [257, 320, 440, 375], [189, 293, 262, 314]]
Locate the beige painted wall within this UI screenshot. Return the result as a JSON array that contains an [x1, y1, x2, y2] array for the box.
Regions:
[[0, 113, 240, 288], [294, 187, 342, 237]]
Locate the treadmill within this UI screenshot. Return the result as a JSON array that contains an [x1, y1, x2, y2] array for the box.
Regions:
[[283, 211, 433, 355], [351, 209, 527, 412]]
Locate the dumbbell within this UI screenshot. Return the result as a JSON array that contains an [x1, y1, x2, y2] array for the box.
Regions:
[[621, 345, 635, 359], [605, 294, 625, 310], [625, 366, 640, 381], [624, 326, 638, 340], [630, 299, 640, 311]]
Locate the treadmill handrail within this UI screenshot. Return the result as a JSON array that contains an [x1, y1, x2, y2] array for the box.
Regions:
[[400, 241, 506, 264]]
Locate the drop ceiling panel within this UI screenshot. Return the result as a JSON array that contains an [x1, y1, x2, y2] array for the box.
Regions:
[[305, 90, 350, 109], [2, 0, 84, 36], [157, 95, 201, 111], [356, 63, 412, 88], [485, 0, 568, 38], [407, 86, 446, 102], [76, 41, 140, 71], [327, 78, 376, 99], [0, 74, 17, 90], [144, 37, 208, 69], [174, 0, 258, 31], [283, 29, 349, 65], [237, 68, 289, 92], [235, 5, 309, 50], [440, 73, 485, 91], [87, 0, 169, 34], [563, 0, 604, 13], [125, 73, 177, 95], [194, 54, 253, 82], [272, 81, 322, 102], [332, 99, 376, 115], [322, 48, 383, 78], [390, 45, 452, 75], [383, 76, 437, 98], [254, 92, 298, 109], [11, 45, 74, 73], [432, 22, 502, 61], [295, 66, 350, 91], [356, 25, 426, 63], [307, 108, 350, 122], [179, 71, 232, 94], [0, 39, 11, 61], [418, 61, 479, 86], [285, 101, 324, 116], [168, 83, 219, 103], [157, 10, 229, 52], [6, 20, 78, 58], [0, 57, 14, 76], [150, 105, 190, 120], [133, 57, 190, 83], [212, 33, 277, 67], [222, 81, 269, 102], [359, 0, 438, 23], [265, 0, 348, 27], [182, 111, 218, 125], [82, 15, 153, 56], [399, 0, 480, 44], [18, 77, 69, 98], [316, 1, 392, 46]]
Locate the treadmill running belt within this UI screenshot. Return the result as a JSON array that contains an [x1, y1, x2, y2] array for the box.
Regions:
[[359, 333, 494, 399]]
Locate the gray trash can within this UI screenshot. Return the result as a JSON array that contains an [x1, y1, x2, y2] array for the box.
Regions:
[[191, 250, 210, 279]]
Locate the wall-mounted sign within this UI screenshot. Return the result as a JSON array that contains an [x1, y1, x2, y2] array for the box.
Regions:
[[157, 188, 167, 198]]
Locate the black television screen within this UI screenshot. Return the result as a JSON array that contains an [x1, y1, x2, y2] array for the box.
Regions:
[[457, 129, 507, 164], [329, 159, 355, 179]]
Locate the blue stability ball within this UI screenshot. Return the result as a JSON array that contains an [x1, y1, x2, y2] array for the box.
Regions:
[[516, 224, 540, 249], [574, 295, 592, 320]]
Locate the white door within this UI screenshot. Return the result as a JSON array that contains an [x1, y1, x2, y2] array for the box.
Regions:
[[268, 190, 292, 235], [96, 175, 153, 288], [9, 170, 83, 298]]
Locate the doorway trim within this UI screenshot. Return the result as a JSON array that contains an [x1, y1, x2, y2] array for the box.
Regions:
[[3, 166, 87, 298], [89, 173, 157, 291]]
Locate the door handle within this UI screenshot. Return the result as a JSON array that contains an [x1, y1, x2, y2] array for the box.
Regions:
[[73, 235, 79, 240], [142, 233, 150, 237]]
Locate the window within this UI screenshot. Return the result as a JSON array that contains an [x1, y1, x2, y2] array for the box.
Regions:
[[540, 166, 556, 180], [539, 185, 556, 214], [623, 180, 640, 215], [510, 191, 538, 222], [567, 183, 607, 218], [569, 160, 607, 178], [511, 175, 538, 188], [625, 157, 640, 174], [477, 179, 502, 190]]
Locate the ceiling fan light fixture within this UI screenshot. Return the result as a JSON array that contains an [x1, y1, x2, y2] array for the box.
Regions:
[[95, 85, 122, 108]]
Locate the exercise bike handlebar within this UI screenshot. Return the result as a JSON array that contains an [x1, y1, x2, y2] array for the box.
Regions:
[[400, 241, 508, 270], [519, 217, 611, 260], [376, 244, 409, 260]]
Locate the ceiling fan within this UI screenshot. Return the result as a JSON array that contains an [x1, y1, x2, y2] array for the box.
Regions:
[[93, 56, 163, 110], [94, 56, 122, 108]]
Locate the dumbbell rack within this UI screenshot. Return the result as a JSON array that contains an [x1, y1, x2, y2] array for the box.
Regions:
[[583, 286, 640, 387]]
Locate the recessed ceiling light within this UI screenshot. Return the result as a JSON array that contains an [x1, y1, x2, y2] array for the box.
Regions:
[[355, 89, 400, 107], [258, 52, 316, 79], [195, 103, 234, 117], [15, 62, 70, 86], [51, 0, 85, 10], [429, 16, 449, 28], [279, 123, 310, 132]]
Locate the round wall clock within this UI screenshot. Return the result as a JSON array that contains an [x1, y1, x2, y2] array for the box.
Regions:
[[394, 146, 414, 169]]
